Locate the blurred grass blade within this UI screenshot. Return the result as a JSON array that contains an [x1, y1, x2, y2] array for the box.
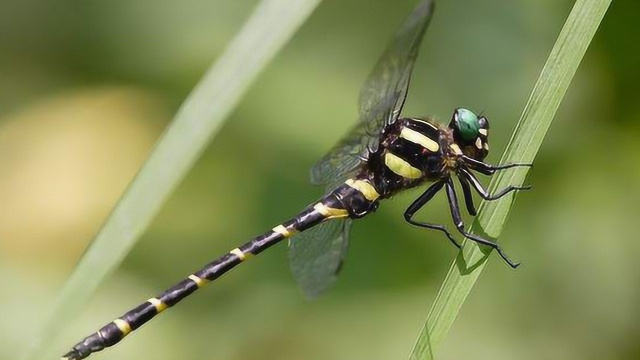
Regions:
[[24, 0, 321, 359], [409, 0, 611, 359]]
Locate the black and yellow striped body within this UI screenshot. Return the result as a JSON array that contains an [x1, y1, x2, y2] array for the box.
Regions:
[[63, 179, 381, 360], [61, 1, 530, 356], [361, 117, 459, 197], [63, 117, 472, 360], [64, 117, 495, 360]]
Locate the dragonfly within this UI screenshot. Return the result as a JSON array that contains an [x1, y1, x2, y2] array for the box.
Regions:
[[63, 0, 531, 358]]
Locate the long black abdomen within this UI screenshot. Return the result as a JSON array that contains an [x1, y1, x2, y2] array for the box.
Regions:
[[62, 179, 380, 360]]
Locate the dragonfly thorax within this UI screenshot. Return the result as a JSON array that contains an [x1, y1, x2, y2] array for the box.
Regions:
[[355, 117, 446, 197], [357, 109, 493, 199]]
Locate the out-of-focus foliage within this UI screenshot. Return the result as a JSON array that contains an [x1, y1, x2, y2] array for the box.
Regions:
[[1, 1, 638, 360]]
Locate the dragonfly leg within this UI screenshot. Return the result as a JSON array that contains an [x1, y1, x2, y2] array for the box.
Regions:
[[445, 178, 520, 268], [403, 180, 461, 249], [457, 176, 477, 216], [458, 168, 531, 200], [461, 155, 532, 175]]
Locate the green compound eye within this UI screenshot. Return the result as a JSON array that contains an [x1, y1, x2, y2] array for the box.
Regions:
[[455, 108, 480, 141]]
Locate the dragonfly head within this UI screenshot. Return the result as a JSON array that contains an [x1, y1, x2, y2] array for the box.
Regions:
[[448, 108, 489, 161]]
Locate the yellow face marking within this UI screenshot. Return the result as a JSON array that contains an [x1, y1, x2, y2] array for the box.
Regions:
[[400, 127, 440, 152], [230, 248, 246, 261], [188, 274, 208, 287], [148, 298, 168, 313], [313, 203, 349, 219], [345, 179, 380, 201], [272, 224, 298, 238], [384, 152, 422, 179], [479, 128, 488, 136], [475, 138, 483, 149], [450, 144, 463, 155], [113, 319, 131, 336]]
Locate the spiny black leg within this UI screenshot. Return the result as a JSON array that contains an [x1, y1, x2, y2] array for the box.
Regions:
[[461, 155, 532, 176], [459, 168, 531, 200], [457, 176, 477, 216], [444, 178, 520, 268], [403, 180, 461, 249]]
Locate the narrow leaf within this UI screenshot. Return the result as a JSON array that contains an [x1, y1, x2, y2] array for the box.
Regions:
[[409, 0, 611, 358], [24, 0, 321, 359]]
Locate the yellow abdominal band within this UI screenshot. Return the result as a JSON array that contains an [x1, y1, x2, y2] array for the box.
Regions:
[[345, 179, 380, 201]]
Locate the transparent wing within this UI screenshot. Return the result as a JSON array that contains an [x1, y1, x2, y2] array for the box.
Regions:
[[310, 0, 435, 189], [288, 219, 353, 298], [309, 127, 370, 190], [292, 0, 434, 297]]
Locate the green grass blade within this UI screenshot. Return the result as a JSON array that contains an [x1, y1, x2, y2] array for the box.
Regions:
[[24, 0, 321, 359], [409, 0, 611, 359]]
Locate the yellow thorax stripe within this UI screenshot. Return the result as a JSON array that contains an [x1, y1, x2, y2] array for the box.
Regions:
[[411, 118, 439, 130], [384, 152, 422, 179], [400, 127, 440, 152], [345, 179, 380, 201]]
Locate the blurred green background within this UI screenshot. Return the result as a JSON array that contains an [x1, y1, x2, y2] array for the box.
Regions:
[[1, 0, 638, 359]]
